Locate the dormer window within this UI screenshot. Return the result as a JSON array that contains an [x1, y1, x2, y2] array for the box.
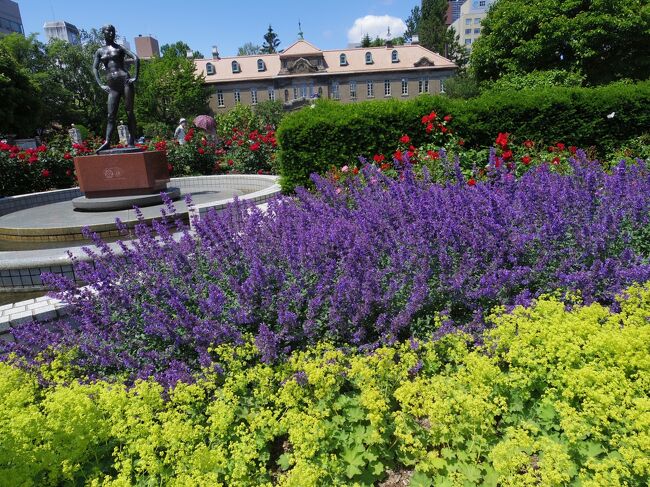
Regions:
[[257, 59, 266, 71], [391, 50, 399, 63], [365, 52, 373, 64], [205, 62, 215, 75], [231, 60, 241, 73], [339, 53, 348, 66]]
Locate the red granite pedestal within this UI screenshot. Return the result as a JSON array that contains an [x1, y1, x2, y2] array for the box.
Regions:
[[73, 150, 170, 198]]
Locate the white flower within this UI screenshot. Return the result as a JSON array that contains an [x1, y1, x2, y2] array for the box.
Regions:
[[606, 111, 616, 119]]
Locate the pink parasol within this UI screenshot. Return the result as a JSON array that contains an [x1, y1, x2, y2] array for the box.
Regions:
[[193, 115, 216, 134]]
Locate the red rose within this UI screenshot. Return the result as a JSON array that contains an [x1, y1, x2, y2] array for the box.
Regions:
[[394, 150, 403, 161], [441, 126, 448, 133], [37, 145, 47, 152], [201, 139, 207, 146], [250, 142, 261, 151], [41, 169, 51, 177], [502, 150, 513, 160], [18, 153, 26, 160], [167, 163, 174, 173], [373, 154, 385, 163], [495, 133, 509, 148], [399, 134, 410, 144], [552, 157, 560, 165], [198, 147, 205, 154], [352, 167, 359, 175], [523, 140, 534, 149], [380, 162, 391, 171], [184, 134, 192, 142], [495, 157, 503, 168], [65, 169, 73, 176], [227, 159, 234, 166], [421, 115, 429, 124], [429, 111, 437, 120], [427, 150, 439, 159], [28, 155, 38, 164], [426, 123, 434, 133], [556, 142, 565, 151], [257, 169, 264, 174], [444, 114, 452, 122], [467, 178, 476, 186], [521, 155, 532, 165], [63, 152, 72, 160], [569, 146, 577, 154], [458, 139, 465, 146]]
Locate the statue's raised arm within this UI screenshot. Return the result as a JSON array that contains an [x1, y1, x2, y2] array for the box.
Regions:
[[94, 24, 138, 153]]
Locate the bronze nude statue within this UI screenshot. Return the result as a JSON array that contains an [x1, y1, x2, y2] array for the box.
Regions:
[[93, 24, 140, 152]]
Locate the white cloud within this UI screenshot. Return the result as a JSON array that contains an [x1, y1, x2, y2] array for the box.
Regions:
[[347, 15, 406, 44]]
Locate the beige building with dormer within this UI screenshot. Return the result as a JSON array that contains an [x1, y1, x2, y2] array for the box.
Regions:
[[194, 40, 457, 112]]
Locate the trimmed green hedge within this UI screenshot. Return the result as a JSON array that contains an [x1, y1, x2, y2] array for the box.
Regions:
[[276, 81, 650, 191]]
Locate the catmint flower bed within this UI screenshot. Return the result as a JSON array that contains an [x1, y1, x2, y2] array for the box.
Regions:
[[3, 155, 650, 386]]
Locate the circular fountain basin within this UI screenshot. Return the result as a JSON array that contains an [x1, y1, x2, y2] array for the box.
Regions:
[[0, 175, 280, 295]]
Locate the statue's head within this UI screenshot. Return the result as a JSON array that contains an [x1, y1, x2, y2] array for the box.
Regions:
[[101, 24, 116, 43]]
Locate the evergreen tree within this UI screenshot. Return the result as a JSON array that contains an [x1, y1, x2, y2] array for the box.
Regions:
[[404, 5, 421, 41], [419, 0, 448, 53], [360, 33, 372, 48], [262, 25, 281, 54]]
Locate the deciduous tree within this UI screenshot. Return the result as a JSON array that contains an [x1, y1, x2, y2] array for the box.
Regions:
[[470, 0, 650, 85], [237, 42, 262, 56], [135, 45, 209, 129]]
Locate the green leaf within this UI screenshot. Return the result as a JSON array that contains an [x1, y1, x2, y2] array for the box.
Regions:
[[277, 453, 291, 471], [410, 471, 433, 487]]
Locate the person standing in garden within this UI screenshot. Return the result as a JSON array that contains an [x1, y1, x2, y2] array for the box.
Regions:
[[175, 118, 188, 144]]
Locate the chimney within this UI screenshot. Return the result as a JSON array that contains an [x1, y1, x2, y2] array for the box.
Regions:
[[186, 49, 193, 59], [212, 45, 220, 59], [411, 34, 419, 45]]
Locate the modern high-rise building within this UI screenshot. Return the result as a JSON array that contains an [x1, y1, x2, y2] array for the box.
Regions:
[[0, 0, 23, 35], [446, 0, 467, 26], [134, 35, 160, 59], [43, 21, 81, 44], [116, 35, 131, 51], [449, 0, 496, 50]]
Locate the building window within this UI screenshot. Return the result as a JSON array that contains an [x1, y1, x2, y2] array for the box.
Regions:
[[268, 87, 275, 101], [293, 87, 299, 99], [257, 59, 266, 71], [391, 50, 399, 63], [465, 28, 471, 35], [231, 61, 241, 73], [284, 89, 289, 102], [339, 53, 348, 66], [300, 83, 308, 98], [479, 0, 485, 6], [465, 38, 472, 45], [474, 28, 481, 34], [418, 78, 429, 93], [440, 79, 446, 94], [251, 88, 258, 105], [465, 18, 471, 25], [206, 62, 215, 75], [350, 81, 357, 99], [234, 89, 241, 103], [365, 52, 373, 64], [401, 78, 408, 95], [367, 80, 374, 97], [316, 58, 323, 67], [217, 89, 224, 107], [474, 17, 481, 24], [331, 81, 340, 100], [384, 80, 391, 96]]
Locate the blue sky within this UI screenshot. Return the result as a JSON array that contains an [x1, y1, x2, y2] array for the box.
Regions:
[[18, 0, 415, 57]]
